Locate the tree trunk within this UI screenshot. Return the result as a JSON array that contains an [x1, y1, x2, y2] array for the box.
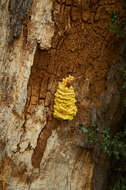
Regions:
[[0, 0, 124, 189]]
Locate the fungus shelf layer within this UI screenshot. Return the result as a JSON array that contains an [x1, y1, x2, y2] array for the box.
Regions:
[[53, 75, 77, 120]]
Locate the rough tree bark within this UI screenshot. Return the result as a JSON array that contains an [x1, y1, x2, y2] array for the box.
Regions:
[[0, 0, 124, 190]]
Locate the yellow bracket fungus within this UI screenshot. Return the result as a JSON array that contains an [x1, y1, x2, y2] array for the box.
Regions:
[[53, 75, 77, 120]]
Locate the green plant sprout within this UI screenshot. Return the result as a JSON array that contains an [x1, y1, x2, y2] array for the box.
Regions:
[[108, 10, 126, 38], [78, 124, 126, 160]]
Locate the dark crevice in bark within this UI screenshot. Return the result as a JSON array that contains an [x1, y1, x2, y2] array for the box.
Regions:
[[24, 46, 52, 168]]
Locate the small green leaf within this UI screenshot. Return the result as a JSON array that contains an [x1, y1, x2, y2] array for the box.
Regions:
[[78, 124, 88, 134]]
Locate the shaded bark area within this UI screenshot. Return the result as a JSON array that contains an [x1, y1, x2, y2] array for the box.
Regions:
[[8, 0, 33, 43]]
